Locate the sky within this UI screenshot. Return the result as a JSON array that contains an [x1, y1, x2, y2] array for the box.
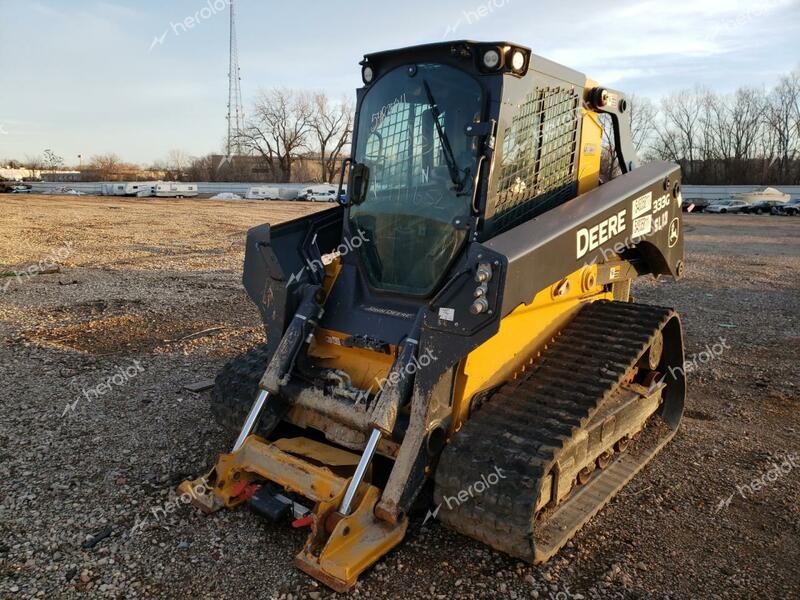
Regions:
[[0, 0, 798, 165]]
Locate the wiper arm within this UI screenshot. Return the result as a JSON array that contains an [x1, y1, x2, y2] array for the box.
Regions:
[[422, 79, 465, 192]]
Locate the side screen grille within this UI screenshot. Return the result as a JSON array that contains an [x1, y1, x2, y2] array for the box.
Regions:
[[490, 87, 580, 234]]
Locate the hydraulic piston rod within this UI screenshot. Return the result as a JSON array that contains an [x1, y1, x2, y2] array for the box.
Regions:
[[233, 390, 270, 452], [339, 428, 382, 515]]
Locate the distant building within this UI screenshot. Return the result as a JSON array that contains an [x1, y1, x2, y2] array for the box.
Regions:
[[0, 166, 41, 181], [41, 170, 82, 182], [77, 169, 166, 182], [210, 154, 343, 183]]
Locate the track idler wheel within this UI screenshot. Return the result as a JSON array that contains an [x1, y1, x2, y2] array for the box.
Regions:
[[615, 436, 631, 453], [596, 450, 613, 470], [577, 465, 595, 485]]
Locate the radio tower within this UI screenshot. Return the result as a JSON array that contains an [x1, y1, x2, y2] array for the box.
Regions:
[[226, 0, 244, 156]]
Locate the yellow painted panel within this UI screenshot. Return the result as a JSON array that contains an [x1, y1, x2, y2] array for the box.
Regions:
[[452, 266, 611, 430], [577, 109, 602, 195], [307, 329, 395, 392]]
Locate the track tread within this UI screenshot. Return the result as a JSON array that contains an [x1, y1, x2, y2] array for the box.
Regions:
[[434, 300, 678, 561], [210, 344, 272, 434]]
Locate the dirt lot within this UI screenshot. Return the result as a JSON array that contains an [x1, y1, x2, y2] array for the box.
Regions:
[[0, 195, 798, 599]]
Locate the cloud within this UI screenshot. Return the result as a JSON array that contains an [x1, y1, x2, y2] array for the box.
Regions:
[[2, 0, 797, 163], [94, 1, 143, 20]]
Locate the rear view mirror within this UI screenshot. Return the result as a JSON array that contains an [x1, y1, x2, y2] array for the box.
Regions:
[[336, 157, 351, 205], [349, 162, 370, 206]]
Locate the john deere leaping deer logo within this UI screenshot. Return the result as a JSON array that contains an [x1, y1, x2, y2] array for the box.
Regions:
[[668, 218, 680, 248]]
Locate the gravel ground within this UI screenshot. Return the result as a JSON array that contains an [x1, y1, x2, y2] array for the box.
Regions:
[[0, 195, 798, 599]]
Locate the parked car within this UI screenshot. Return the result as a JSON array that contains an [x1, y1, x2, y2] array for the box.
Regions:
[[302, 187, 338, 202], [682, 198, 709, 212], [705, 199, 750, 214], [741, 200, 787, 214], [681, 198, 709, 212], [772, 199, 800, 216]]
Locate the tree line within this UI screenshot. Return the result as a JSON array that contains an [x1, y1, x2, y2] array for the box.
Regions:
[[192, 89, 354, 183], [7, 90, 353, 184], [604, 68, 800, 185], [5, 68, 798, 186]]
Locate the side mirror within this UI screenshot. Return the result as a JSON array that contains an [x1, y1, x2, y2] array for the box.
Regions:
[[349, 162, 370, 206], [336, 157, 352, 206]]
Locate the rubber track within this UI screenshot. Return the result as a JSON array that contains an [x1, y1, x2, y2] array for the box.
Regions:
[[434, 300, 676, 561], [210, 344, 273, 434]]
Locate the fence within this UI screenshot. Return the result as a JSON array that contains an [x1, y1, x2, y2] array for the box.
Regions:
[[682, 185, 800, 202], [24, 181, 314, 196], [19, 182, 800, 202]]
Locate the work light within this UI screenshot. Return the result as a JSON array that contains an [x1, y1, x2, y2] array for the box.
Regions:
[[482, 49, 501, 70], [362, 65, 374, 84]]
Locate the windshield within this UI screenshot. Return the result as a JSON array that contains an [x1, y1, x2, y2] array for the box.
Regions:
[[349, 63, 482, 296]]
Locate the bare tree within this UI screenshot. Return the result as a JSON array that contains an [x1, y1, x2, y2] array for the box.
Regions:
[[24, 154, 44, 172], [239, 88, 314, 182], [599, 95, 657, 180], [765, 70, 800, 183], [704, 87, 765, 182], [90, 153, 123, 179], [310, 93, 353, 182], [653, 88, 708, 181], [599, 119, 617, 183], [42, 148, 64, 173], [186, 155, 216, 181], [166, 149, 190, 180], [630, 95, 658, 155], [594, 69, 800, 185]]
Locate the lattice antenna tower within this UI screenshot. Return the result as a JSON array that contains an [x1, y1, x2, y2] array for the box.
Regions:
[[226, 0, 245, 156]]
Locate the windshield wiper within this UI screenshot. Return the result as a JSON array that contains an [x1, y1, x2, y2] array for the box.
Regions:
[[422, 79, 466, 193]]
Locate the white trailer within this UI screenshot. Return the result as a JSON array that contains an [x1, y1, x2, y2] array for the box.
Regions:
[[246, 186, 281, 200], [299, 183, 339, 202], [100, 182, 157, 196], [155, 182, 199, 198], [245, 186, 300, 200], [102, 182, 127, 196], [125, 182, 157, 197]]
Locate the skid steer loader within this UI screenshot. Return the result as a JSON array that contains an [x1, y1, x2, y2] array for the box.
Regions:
[[181, 40, 686, 591]]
